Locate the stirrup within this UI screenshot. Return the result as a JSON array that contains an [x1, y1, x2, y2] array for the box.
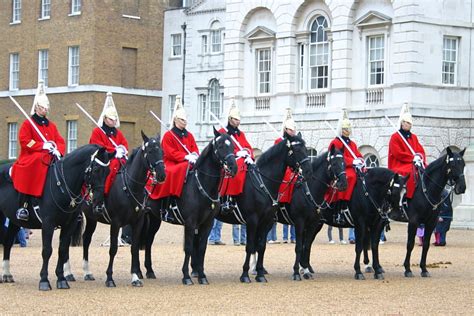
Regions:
[[335, 212, 345, 225], [16, 208, 29, 221], [221, 201, 236, 214]]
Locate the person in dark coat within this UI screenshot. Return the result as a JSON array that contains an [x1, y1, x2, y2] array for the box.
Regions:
[[434, 189, 453, 246]]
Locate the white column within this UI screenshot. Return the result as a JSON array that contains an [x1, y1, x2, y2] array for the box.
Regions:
[[452, 144, 474, 229]]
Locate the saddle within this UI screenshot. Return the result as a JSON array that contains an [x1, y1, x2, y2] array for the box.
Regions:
[[159, 197, 184, 225]]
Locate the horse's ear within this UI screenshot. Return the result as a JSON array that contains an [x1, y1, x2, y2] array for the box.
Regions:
[[213, 126, 220, 137], [329, 144, 335, 154], [446, 147, 453, 156], [156, 133, 161, 140], [297, 132, 302, 138], [141, 130, 149, 143], [460, 147, 466, 157]]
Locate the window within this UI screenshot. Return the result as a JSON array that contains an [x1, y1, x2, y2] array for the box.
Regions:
[[368, 35, 385, 86], [68, 46, 80, 86], [71, 0, 81, 14], [12, 0, 21, 23], [67, 120, 77, 153], [40, 0, 51, 19], [209, 80, 222, 121], [38, 50, 48, 86], [309, 16, 329, 89], [442, 37, 458, 85], [299, 44, 304, 91], [364, 154, 380, 168], [201, 35, 208, 54], [210, 21, 222, 53], [122, 0, 139, 17], [8, 123, 18, 159], [169, 95, 176, 122], [308, 148, 318, 163], [9, 53, 19, 91], [171, 34, 182, 57], [257, 48, 271, 94], [199, 94, 207, 121], [121, 47, 137, 88]]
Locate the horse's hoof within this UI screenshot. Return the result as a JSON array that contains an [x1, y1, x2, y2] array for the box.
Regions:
[[146, 272, 156, 279], [137, 271, 144, 280], [56, 280, 70, 289], [198, 277, 209, 285], [3, 274, 14, 283], [354, 273, 365, 280], [421, 271, 431, 278], [105, 280, 116, 287], [182, 278, 194, 285], [365, 266, 374, 273], [84, 274, 95, 281], [303, 273, 313, 280], [292, 274, 302, 281], [131, 279, 143, 287], [39, 281, 52, 291], [65, 274, 76, 282], [374, 273, 385, 280], [255, 275, 267, 283], [308, 266, 315, 274], [240, 276, 251, 283], [404, 271, 414, 278], [191, 271, 199, 278], [380, 267, 385, 273]]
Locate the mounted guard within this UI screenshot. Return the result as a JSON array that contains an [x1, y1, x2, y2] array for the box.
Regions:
[[10, 80, 65, 221], [219, 98, 254, 212], [89, 92, 129, 196]]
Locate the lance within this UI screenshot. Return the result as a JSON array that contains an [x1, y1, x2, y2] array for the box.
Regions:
[[10, 96, 49, 144], [324, 121, 358, 160], [208, 110, 244, 151], [149, 110, 191, 154], [263, 119, 283, 140], [75, 103, 119, 148]]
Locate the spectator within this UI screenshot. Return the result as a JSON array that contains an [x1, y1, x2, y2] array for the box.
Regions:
[[267, 222, 278, 244], [416, 224, 425, 246], [348, 227, 355, 244], [283, 224, 295, 243], [434, 189, 453, 247], [208, 219, 225, 245], [16, 227, 27, 247], [232, 224, 246, 246], [328, 225, 346, 244]]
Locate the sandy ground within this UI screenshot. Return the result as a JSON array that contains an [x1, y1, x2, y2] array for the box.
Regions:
[[0, 221, 472, 315]]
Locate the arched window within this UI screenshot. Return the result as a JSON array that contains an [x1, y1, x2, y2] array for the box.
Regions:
[[364, 154, 380, 168], [210, 21, 222, 53], [209, 79, 222, 121], [309, 16, 329, 90]]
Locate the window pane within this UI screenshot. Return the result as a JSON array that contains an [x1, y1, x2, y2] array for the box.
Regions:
[[442, 37, 457, 85], [8, 123, 18, 159], [67, 121, 78, 153], [69, 46, 80, 85], [257, 48, 271, 94]]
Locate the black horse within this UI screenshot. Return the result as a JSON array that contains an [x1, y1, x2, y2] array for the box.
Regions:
[[0, 145, 113, 290], [80, 132, 166, 287], [217, 133, 312, 283], [145, 128, 237, 285], [276, 145, 347, 280], [313, 167, 407, 280], [389, 147, 466, 278]]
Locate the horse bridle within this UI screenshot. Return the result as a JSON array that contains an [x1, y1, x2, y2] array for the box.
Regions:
[[141, 139, 164, 184], [326, 152, 346, 188], [286, 140, 310, 175], [212, 135, 235, 175]]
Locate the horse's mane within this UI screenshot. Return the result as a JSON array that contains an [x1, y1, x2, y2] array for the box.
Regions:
[[126, 147, 140, 167], [366, 167, 394, 185], [425, 154, 446, 173], [257, 135, 305, 167], [193, 140, 212, 169], [311, 151, 328, 171], [63, 144, 101, 165]]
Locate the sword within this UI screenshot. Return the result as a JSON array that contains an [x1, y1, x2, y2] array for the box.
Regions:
[[10, 96, 48, 144], [324, 121, 358, 160], [263, 119, 283, 140], [149, 110, 191, 154], [208, 110, 244, 151]]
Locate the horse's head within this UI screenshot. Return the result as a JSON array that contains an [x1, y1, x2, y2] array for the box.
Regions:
[[446, 147, 466, 194], [285, 132, 312, 180], [327, 144, 347, 191], [140, 131, 166, 183], [84, 147, 114, 215], [211, 127, 237, 176], [386, 173, 408, 213]]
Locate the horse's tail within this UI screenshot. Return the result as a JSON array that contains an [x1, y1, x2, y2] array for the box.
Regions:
[[70, 212, 84, 247]]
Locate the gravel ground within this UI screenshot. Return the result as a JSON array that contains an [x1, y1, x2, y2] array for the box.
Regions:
[[0, 222, 472, 315]]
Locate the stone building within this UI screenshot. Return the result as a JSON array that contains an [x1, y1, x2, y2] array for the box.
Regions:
[[0, 0, 166, 161]]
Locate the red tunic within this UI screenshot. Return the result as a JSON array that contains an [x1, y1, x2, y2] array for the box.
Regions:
[[325, 137, 363, 202], [219, 127, 254, 196], [149, 128, 199, 199], [275, 137, 297, 203], [388, 131, 426, 198], [89, 127, 128, 194], [11, 118, 65, 196]]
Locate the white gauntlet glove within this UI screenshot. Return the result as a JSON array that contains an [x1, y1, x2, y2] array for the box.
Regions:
[[413, 154, 423, 167], [353, 158, 365, 169], [185, 153, 197, 164], [244, 156, 254, 165], [236, 150, 249, 158], [115, 145, 127, 159], [51, 148, 62, 159], [42, 141, 56, 152]]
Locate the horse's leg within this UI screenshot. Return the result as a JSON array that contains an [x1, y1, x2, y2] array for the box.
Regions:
[[292, 220, 304, 281], [190, 231, 199, 278], [55, 226, 75, 289], [371, 224, 384, 280], [240, 222, 256, 283], [353, 225, 365, 280], [82, 217, 97, 281], [196, 216, 214, 285], [363, 229, 373, 273], [105, 223, 120, 287], [420, 221, 436, 277], [2, 224, 20, 283], [130, 216, 145, 287], [255, 220, 273, 283], [144, 214, 161, 279], [39, 222, 56, 291], [301, 222, 322, 275], [403, 221, 418, 277], [182, 225, 195, 285]]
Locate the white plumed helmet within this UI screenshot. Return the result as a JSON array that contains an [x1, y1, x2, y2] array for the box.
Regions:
[[170, 95, 187, 125], [398, 102, 413, 126], [336, 109, 352, 135], [228, 98, 241, 120], [31, 80, 50, 115], [282, 107, 296, 132], [98, 92, 120, 128]]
